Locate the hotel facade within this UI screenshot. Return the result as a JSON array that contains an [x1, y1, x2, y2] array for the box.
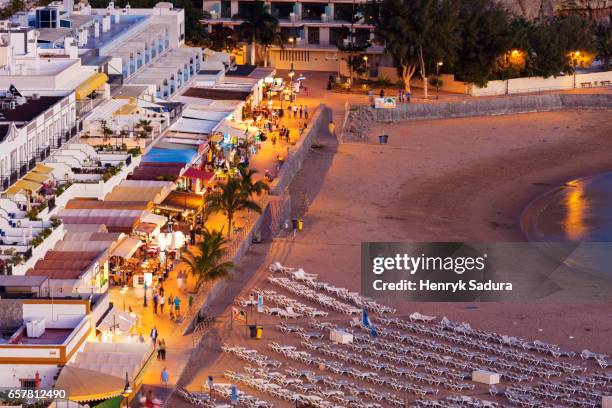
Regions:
[[201, 0, 390, 75]]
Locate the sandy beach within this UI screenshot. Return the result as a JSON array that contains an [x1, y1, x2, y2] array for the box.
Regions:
[[174, 108, 612, 407]]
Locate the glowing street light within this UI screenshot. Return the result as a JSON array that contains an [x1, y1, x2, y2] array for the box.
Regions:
[[436, 61, 443, 99], [572, 50, 581, 88]]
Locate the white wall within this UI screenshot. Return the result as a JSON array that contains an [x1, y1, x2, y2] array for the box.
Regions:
[[471, 70, 612, 96], [22, 302, 87, 329], [0, 364, 60, 389], [12, 225, 67, 276]]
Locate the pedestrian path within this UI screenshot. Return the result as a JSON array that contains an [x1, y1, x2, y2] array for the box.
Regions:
[[107, 89, 322, 403]]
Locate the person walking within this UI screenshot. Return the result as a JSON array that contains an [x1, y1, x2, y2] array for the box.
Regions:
[[176, 272, 183, 292], [152, 293, 159, 314], [293, 105, 298, 119], [299, 105, 303, 119], [159, 285, 164, 298], [150, 326, 158, 346], [157, 340, 162, 359], [159, 339, 166, 361], [161, 367, 169, 385], [159, 294, 165, 314], [304, 105, 309, 120], [174, 296, 181, 317]]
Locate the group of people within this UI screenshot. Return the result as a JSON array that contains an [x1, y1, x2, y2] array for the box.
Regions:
[[151, 285, 183, 320], [271, 125, 292, 145], [287, 104, 309, 120]]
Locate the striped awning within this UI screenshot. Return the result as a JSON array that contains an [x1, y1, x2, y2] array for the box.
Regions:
[[25, 171, 49, 183], [34, 164, 54, 174], [13, 179, 41, 192]]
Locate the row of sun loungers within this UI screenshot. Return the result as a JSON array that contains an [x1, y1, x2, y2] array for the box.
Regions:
[[221, 344, 282, 368], [268, 277, 362, 315], [206, 382, 273, 408], [378, 317, 586, 375], [243, 365, 393, 408], [177, 387, 217, 407], [269, 262, 396, 314], [217, 263, 609, 408]]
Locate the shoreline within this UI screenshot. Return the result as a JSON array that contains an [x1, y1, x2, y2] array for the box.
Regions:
[[520, 171, 612, 242]]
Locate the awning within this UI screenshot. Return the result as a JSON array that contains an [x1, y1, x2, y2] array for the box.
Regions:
[[75, 72, 109, 100], [170, 117, 219, 134], [24, 171, 49, 183], [110, 236, 142, 259], [14, 179, 42, 192], [54, 365, 125, 402], [4, 186, 24, 196], [140, 211, 167, 227], [34, 164, 54, 174], [98, 308, 138, 333], [182, 167, 214, 182]]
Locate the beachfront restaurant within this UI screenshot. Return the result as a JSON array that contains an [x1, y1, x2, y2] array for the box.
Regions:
[[54, 341, 154, 406]]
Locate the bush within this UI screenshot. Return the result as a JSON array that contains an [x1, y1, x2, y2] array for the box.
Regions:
[[40, 228, 52, 239], [27, 208, 39, 221], [31, 236, 43, 247], [127, 147, 142, 157], [51, 217, 62, 228]]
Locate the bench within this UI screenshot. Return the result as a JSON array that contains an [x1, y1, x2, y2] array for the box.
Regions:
[[580, 82, 592, 88]]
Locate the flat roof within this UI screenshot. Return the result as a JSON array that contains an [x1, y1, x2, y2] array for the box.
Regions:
[[112, 85, 150, 98], [183, 87, 250, 101], [0, 275, 48, 287], [226, 64, 257, 77], [38, 27, 72, 43], [0, 95, 65, 125], [17, 328, 73, 345]]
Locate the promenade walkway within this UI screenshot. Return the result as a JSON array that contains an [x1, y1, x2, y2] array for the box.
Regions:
[[107, 85, 322, 405]]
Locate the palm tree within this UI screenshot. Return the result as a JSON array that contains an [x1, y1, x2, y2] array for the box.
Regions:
[[136, 119, 153, 139], [232, 1, 280, 65], [238, 167, 270, 197], [205, 176, 263, 238], [180, 229, 233, 291]]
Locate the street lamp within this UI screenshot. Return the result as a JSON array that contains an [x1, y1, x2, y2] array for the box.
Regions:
[[121, 372, 132, 408], [120, 285, 128, 311], [363, 56, 368, 80], [572, 51, 580, 89], [288, 37, 295, 73], [436, 61, 443, 99]]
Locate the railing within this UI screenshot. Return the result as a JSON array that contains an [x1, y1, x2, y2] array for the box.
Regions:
[[19, 164, 27, 178], [28, 157, 36, 171]]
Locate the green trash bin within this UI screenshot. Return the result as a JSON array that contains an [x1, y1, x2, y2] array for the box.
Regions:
[[249, 325, 257, 338]]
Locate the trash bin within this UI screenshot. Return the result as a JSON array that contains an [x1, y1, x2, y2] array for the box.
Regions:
[[256, 325, 263, 339], [249, 325, 257, 338], [378, 134, 389, 144], [297, 218, 303, 231]]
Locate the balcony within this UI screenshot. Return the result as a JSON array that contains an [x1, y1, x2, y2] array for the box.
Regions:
[[19, 164, 27, 178], [38, 146, 51, 161], [9, 170, 18, 184]]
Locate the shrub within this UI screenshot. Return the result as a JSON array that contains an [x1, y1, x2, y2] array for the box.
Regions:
[[31, 236, 44, 247]]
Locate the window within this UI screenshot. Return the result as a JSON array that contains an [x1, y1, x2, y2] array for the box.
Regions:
[[270, 2, 293, 20], [307, 27, 319, 45], [238, 1, 257, 16], [220, 0, 231, 18], [20, 379, 37, 389], [279, 50, 310, 62], [301, 2, 326, 20], [334, 3, 355, 21], [329, 27, 348, 47], [280, 27, 303, 43]]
